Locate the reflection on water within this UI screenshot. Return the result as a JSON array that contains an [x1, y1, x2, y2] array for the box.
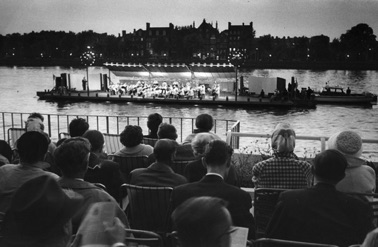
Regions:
[[1, 66, 378, 160]]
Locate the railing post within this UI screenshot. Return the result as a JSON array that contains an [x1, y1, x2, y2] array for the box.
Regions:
[[320, 137, 326, 152], [106, 116, 109, 134], [47, 115, 51, 137]]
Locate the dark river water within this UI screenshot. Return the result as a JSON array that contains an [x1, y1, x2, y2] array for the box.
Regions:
[[1, 66, 377, 160]]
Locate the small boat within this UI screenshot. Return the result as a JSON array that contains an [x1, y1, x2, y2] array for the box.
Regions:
[[314, 85, 377, 106]]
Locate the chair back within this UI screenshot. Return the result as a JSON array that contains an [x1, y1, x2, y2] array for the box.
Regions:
[[170, 160, 193, 176], [254, 188, 287, 238], [110, 155, 149, 181], [121, 183, 173, 234], [125, 228, 163, 247], [142, 137, 158, 147], [103, 133, 122, 155], [7, 127, 26, 149], [254, 238, 339, 247], [347, 192, 378, 227]]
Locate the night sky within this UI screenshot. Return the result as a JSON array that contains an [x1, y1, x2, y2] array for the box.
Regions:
[[1, 0, 377, 39]]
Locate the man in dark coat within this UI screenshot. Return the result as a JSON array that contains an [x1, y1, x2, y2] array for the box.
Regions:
[[130, 139, 187, 187], [171, 140, 255, 240], [266, 149, 375, 247]]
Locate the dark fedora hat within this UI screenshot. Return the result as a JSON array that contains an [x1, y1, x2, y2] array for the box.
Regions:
[[0, 175, 83, 245]]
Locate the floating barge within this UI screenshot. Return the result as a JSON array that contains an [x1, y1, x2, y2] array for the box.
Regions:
[[36, 90, 316, 109]]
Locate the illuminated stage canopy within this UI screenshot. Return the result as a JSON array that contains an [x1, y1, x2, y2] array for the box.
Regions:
[[104, 62, 235, 80]]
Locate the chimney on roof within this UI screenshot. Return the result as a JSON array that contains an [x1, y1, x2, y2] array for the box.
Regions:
[[146, 22, 150, 30], [228, 22, 231, 29], [193, 21, 195, 28], [216, 21, 218, 30], [122, 30, 126, 37]]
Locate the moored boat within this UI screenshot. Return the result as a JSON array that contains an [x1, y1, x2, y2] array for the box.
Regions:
[[314, 85, 377, 106]]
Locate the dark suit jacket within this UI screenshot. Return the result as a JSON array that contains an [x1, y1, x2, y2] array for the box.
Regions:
[[129, 162, 187, 187], [171, 174, 255, 239], [266, 182, 375, 247], [184, 158, 239, 186]]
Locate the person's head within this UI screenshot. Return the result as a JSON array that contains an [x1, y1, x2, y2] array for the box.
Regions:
[[0, 175, 82, 247], [120, 125, 143, 148], [0, 140, 13, 164], [25, 118, 45, 132], [82, 130, 105, 153], [147, 113, 163, 134], [327, 130, 363, 158], [153, 139, 177, 163], [69, 118, 89, 137], [204, 140, 233, 170], [312, 149, 348, 184], [195, 114, 214, 132], [27, 112, 44, 122], [172, 196, 233, 247], [271, 122, 296, 153], [157, 123, 178, 140], [54, 137, 91, 178], [191, 133, 221, 157], [17, 131, 48, 164]]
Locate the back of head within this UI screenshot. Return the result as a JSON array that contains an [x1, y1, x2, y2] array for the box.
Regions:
[[0, 140, 13, 163], [82, 130, 104, 152], [120, 125, 143, 148], [1, 175, 82, 246], [195, 114, 213, 132], [147, 113, 163, 132], [312, 149, 348, 183], [17, 131, 48, 164], [154, 139, 177, 162], [327, 130, 362, 158], [157, 123, 178, 140], [28, 112, 44, 122], [191, 133, 221, 157], [271, 122, 296, 153], [69, 118, 89, 137], [172, 196, 232, 247], [54, 137, 91, 178], [204, 140, 233, 168]]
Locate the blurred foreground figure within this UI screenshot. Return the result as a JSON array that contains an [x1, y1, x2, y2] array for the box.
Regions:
[[0, 175, 83, 247], [172, 196, 233, 247]]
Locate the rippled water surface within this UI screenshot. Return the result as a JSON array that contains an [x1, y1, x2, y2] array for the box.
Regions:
[[1, 66, 377, 159]]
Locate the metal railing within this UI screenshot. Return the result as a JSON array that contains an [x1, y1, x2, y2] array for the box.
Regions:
[[0, 112, 240, 145], [226, 131, 378, 160]]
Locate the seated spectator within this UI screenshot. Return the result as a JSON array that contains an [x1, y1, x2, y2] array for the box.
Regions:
[[328, 130, 376, 194], [0, 131, 59, 214], [172, 196, 233, 247], [69, 118, 89, 137], [82, 130, 125, 200], [130, 139, 187, 187], [155, 122, 195, 161], [114, 125, 153, 157], [184, 133, 239, 186], [266, 149, 375, 247], [54, 137, 129, 233], [0, 175, 83, 247], [144, 113, 163, 139], [252, 122, 312, 189], [171, 140, 255, 240], [183, 113, 220, 144], [0, 140, 13, 165]]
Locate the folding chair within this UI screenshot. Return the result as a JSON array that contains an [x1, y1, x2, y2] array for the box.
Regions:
[[347, 192, 378, 227], [170, 160, 193, 176], [103, 133, 122, 155], [7, 127, 26, 149], [142, 137, 159, 147], [120, 183, 173, 236], [254, 238, 339, 247], [254, 188, 288, 238], [125, 228, 163, 247], [110, 155, 149, 182]]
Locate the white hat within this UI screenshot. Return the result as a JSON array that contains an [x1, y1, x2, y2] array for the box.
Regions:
[[327, 130, 362, 157]]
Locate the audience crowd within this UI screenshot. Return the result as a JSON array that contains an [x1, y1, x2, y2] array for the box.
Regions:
[[0, 112, 377, 247]]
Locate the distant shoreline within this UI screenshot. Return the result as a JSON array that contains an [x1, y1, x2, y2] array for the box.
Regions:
[[1, 58, 377, 70]]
